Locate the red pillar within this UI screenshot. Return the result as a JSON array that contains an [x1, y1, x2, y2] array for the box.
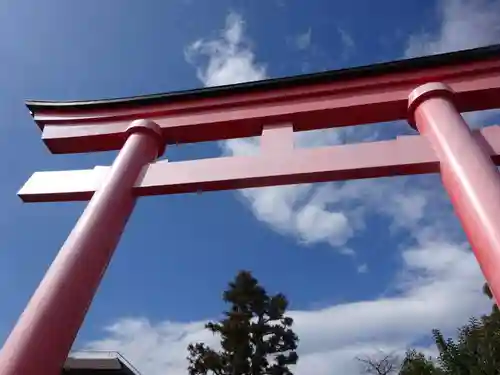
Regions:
[[408, 82, 500, 303], [0, 120, 164, 375]]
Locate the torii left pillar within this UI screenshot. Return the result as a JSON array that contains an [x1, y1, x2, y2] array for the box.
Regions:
[[0, 120, 165, 375]]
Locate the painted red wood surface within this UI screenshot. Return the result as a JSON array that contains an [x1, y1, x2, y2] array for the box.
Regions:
[[29, 57, 500, 154], [18, 125, 500, 203]]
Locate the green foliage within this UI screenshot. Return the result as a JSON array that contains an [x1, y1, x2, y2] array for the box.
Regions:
[[187, 270, 299, 375], [428, 283, 500, 375], [397, 282, 500, 375], [399, 349, 443, 375], [361, 282, 500, 375]]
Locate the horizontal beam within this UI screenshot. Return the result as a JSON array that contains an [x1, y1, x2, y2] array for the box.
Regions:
[[31, 56, 500, 153], [18, 126, 500, 203]]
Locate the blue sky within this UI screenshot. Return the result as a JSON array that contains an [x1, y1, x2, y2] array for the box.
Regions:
[[1, 1, 500, 374]]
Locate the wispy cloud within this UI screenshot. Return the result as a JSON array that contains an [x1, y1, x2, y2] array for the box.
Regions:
[[405, 0, 500, 57], [338, 27, 355, 59], [357, 263, 368, 274], [292, 28, 312, 50], [184, 13, 266, 87]]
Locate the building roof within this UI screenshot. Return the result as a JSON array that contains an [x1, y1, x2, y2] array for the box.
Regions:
[[26, 44, 500, 113], [63, 351, 141, 375]]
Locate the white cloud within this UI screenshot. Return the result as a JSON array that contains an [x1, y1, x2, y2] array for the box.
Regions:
[[86, 238, 489, 375], [184, 13, 266, 87], [338, 28, 355, 50], [295, 203, 352, 247], [85, 3, 500, 374], [357, 263, 368, 274], [405, 0, 500, 57], [338, 27, 355, 60], [294, 29, 312, 50]]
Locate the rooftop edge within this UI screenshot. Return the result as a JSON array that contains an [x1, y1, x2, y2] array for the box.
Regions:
[[25, 44, 500, 113]]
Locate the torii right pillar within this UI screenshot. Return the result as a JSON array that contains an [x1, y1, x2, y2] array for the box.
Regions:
[[409, 82, 500, 303]]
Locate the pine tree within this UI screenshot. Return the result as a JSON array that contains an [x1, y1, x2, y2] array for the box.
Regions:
[[187, 271, 299, 375]]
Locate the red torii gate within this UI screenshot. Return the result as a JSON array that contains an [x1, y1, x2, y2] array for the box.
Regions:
[[3, 44, 500, 375]]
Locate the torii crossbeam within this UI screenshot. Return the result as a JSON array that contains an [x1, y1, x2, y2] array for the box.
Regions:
[[3, 45, 500, 375]]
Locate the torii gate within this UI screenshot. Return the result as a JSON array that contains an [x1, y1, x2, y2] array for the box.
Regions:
[[2, 44, 500, 375]]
